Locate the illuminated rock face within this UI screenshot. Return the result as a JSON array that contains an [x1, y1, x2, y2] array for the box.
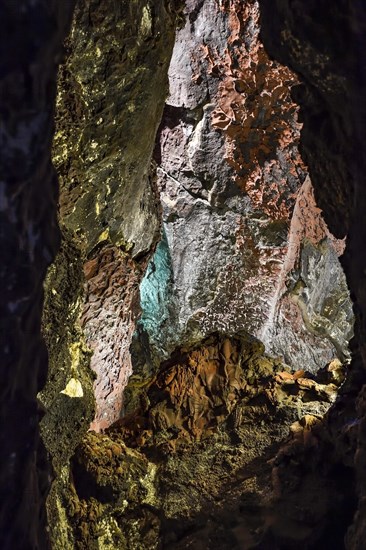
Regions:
[[121, 334, 342, 449], [38, 2, 181, 547], [135, 0, 352, 391], [49, 0, 352, 432], [49, 0, 180, 430], [81, 246, 142, 431], [2, 0, 363, 547], [55, 0, 174, 257], [65, 334, 350, 549]]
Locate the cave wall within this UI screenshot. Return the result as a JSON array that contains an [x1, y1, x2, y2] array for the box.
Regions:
[[258, 0, 366, 546], [41, 1, 358, 548], [46, 0, 353, 438], [131, 0, 352, 402], [47, 0, 182, 432], [46, 1, 354, 440], [1, 0, 362, 547], [0, 1, 76, 548], [38, 0, 182, 546]]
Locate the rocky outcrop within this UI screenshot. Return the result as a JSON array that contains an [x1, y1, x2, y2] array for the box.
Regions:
[[51, 0, 181, 429], [131, 0, 352, 407], [40, 1, 182, 546], [0, 1, 76, 547], [64, 334, 349, 548]]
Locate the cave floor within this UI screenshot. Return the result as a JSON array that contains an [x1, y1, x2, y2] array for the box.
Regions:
[[51, 335, 354, 549]]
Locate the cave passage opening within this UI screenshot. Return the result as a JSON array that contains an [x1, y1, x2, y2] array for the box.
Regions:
[[38, 1, 356, 548]]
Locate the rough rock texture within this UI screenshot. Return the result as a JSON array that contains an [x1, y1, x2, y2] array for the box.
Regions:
[[41, 1, 182, 547], [52, 0, 181, 429], [41, 227, 95, 468], [0, 1, 75, 548], [81, 246, 144, 431], [133, 0, 352, 399], [261, 176, 352, 367], [258, 0, 366, 546], [39, 1, 358, 548], [54, 0, 178, 256], [40, 227, 95, 548], [2, 0, 363, 548], [64, 335, 350, 549], [120, 334, 340, 450]]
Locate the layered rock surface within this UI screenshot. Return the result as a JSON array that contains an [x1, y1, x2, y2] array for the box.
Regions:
[[133, 0, 352, 401]]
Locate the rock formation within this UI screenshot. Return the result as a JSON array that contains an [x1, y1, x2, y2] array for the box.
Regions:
[[41, 0, 356, 548], [49, 0, 181, 432], [132, 0, 353, 394], [67, 335, 347, 549], [1, 0, 365, 548]]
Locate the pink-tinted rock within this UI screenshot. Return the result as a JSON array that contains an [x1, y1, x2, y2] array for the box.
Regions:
[[136, 0, 352, 379], [81, 246, 144, 431]]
